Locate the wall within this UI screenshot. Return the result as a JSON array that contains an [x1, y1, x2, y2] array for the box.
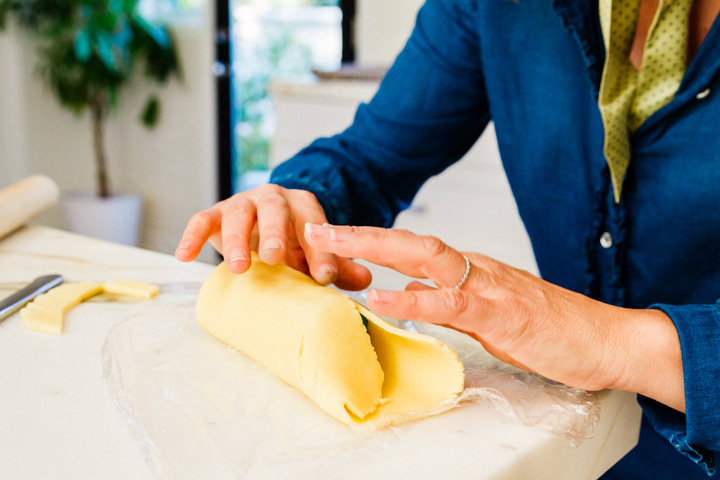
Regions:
[[0, 17, 218, 262], [355, 0, 425, 66], [112, 23, 217, 260], [0, 23, 29, 187]]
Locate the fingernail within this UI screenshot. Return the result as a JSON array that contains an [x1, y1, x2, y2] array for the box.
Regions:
[[261, 238, 282, 252], [329, 228, 354, 242], [316, 265, 338, 285], [305, 223, 329, 238], [259, 239, 282, 264], [228, 249, 249, 264], [176, 242, 191, 251], [370, 289, 393, 303]]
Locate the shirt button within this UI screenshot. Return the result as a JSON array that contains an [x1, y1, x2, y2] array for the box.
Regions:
[[696, 88, 711, 99], [600, 232, 613, 249]]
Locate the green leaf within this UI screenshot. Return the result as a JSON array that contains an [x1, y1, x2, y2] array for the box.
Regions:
[[139, 95, 160, 128], [80, 5, 92, 22], [97, 11, 117, 31], [107, 85, 119, 110], [95, 31, 117, 71], [0, 0, 11, 30], [359, 313, 369, 333], [113, 22, 132, 47], [132, 14, 169, 48], [109, 0, 125, 15], [74, 29, 91, 62]]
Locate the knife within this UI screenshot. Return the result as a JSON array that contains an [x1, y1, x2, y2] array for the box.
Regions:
[[0, 275, 63, 322]]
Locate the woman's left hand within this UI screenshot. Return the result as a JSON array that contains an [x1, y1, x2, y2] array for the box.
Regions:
[[304, 223, 685, 411]]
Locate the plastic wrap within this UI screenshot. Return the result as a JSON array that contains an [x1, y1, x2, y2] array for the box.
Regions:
[[102, 285, 600, 480]]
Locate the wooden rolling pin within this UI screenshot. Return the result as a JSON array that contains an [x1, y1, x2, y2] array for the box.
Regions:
[[0, 175, 60, 239]]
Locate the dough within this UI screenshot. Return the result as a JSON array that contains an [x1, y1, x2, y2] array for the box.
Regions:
[[21, 279, 160, 334], [21, 282, 103, 334], [196, 254, 464, 428], [102, 280, 159, 299]]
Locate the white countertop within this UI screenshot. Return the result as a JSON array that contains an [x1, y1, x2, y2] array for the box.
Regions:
[[0, 226, 642, 480]]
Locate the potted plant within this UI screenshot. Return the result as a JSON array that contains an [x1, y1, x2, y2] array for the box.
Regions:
[[0, 0, 180, 246]]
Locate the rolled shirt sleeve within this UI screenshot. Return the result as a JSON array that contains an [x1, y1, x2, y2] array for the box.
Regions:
[[642, 302, 720, 476]]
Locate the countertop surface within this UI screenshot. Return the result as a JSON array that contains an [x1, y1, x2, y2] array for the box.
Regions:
[[0, 226, 642, 480]]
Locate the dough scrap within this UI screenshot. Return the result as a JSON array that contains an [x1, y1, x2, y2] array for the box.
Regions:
[[21, 282, 103, 334], [196, 254, 465, 428], [102, 280, 159, 299], [21, 279, 160, 334]]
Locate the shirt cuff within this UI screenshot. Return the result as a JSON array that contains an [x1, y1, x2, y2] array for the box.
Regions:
[[642, 302, 720, 476], [269, 158, 352, 226]]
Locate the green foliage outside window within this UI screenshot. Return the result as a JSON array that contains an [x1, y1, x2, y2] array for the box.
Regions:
[[233, 0, 339, 178], [235, 27, 313, 173]]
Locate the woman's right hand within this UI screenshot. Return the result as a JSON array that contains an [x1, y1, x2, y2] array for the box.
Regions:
[[174, 184, 372, 291]]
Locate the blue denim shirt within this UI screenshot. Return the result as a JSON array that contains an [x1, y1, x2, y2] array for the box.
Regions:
[[270, 0, 720, 476]]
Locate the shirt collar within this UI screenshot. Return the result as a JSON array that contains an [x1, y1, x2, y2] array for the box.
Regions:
[[552, 0, 606, 98]]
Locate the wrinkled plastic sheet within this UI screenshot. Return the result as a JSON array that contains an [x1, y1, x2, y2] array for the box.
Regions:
[[102, 285, 600, 480]]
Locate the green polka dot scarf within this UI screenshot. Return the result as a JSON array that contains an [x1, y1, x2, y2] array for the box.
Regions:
[[598, 0, 692, 201]]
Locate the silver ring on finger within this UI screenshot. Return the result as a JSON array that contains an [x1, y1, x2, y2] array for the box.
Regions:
[[454, 255, 471, 290]]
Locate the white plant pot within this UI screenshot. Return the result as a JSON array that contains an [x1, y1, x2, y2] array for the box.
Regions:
[[62, 193, 143, 247]]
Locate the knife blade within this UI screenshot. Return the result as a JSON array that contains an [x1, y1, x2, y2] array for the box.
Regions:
[[0, 275, 63, 322]]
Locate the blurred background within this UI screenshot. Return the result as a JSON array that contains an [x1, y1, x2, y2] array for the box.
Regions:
[[0, 0, 537, 287]]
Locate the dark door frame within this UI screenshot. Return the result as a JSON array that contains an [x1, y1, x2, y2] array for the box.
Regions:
[[215, 0, 233, 201]]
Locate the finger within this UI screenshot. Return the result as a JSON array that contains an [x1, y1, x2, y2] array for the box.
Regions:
[[256, 192, 290, 265], [368, 288, 493, 338], [281, 236, 311, 275], [405, 281, 435, 291], [305, 224, 471, 288], [288, 193, 338, 285], [333, 257, 372, 291], [207, 233, 223, 254], [176, 209, 222, 262], [370, 288, 533, 372], [292, 213, 337, 285], [220, 197, 257, 274]]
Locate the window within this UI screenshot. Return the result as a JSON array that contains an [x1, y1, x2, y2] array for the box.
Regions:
[[216, 0, 353, 197], [232, 1, 342, 189]]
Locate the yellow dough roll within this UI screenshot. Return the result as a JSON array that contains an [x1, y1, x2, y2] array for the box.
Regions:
[[196, 254, 465, 428]]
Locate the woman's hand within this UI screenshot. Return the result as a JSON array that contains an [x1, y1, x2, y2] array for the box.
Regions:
[[304, 223, 686, 412], [174, 184, 371, 290]]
